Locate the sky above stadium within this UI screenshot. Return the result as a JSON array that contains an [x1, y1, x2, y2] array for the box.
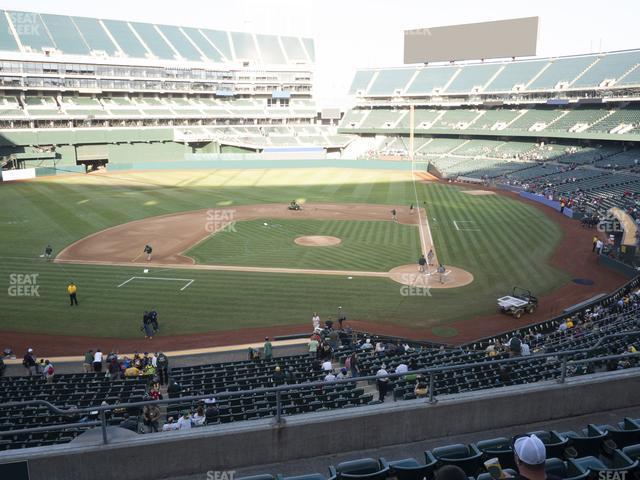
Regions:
[[6, 0, 640, 107]]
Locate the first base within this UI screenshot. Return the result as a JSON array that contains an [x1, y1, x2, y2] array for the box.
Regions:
[[143, 269, 149, 273]]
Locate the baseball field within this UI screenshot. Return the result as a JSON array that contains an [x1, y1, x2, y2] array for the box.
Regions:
[[0, 166, 625, 353]]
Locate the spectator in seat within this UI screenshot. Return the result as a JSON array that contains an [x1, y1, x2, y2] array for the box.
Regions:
[[177, 411, 192, 430], [143, 402, 161, 433], [167, 380, 183, 398], [320, 342, 332, 360], [435, 466, 467, 480], [395, 362, 408, 375], [124, 365, 141, 377], [285, 366, 298, 384], [149, 384, 162, 401], [336, 367, 348, 379], [192, 404, 206, 427], [119, 413, 139, 433], [324, 370, 336, 382], [311, 358, 322, 373], [321, 358, 333, 371], [513, 434, 548, 480], [205, 398, 219, 424], [360, 338, 373, 351], [142, 362, 156, 378], [162, 417, 179, 431], [272, 366, 284, 385], [508, 335, 522, 356], [499, 365, 511, 384], [414, 374, 428, 398], [108, 356, 120, 381]]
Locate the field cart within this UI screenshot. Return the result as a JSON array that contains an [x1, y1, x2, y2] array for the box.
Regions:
[[497, 287, 538, 319]]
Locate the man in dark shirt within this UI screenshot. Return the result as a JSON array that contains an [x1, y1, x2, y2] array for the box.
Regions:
[[205, 399, 219, 424], [156, 352, 169, 385], [119, 413, 139, 433], [23, 348, 37, 376], [149, 309, 159, 333], [418, 254, 427, 273], [167, 380, 183, 398]]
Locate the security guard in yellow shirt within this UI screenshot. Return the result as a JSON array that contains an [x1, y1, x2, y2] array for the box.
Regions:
[[67, 282, 78, 306]]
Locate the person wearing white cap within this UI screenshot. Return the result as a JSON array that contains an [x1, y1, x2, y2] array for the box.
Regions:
[[513, 434, 548, 480], [22, 348, 37, 376]]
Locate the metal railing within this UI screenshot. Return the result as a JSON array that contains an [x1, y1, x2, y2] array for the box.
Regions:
[[1, 331, 639, 445], [464, 275, 640, 349]]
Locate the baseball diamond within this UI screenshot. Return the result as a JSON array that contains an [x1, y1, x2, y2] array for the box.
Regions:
[[0, 167, 626, 351], [0, 3, 639, 476]]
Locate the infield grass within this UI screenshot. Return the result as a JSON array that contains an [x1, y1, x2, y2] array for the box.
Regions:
[[187, 219, 421, 271], [0, 167, 570, 338]]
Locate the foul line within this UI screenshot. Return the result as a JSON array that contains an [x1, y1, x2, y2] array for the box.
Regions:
[[117, 276, 195, 291], [410, 153, 431, 256], [453, 220, 480, 232]]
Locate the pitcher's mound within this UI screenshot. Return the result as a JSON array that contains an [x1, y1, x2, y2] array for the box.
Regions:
[[388, 264, 474, 288], [295, 235, 342, 247]]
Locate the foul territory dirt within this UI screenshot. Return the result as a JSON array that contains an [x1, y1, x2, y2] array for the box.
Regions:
[[57, 203, 422, 265], [3, 191, 629, 356]]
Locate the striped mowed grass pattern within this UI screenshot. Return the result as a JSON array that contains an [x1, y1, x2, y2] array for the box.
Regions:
[[0, 169, 568, 337], [187, 219, 421, 271], [418, 182, 568, 304]]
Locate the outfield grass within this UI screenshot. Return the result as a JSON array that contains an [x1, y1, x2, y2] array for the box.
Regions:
[[187, 219, 421, 271], [0, 168, 569, 338]]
